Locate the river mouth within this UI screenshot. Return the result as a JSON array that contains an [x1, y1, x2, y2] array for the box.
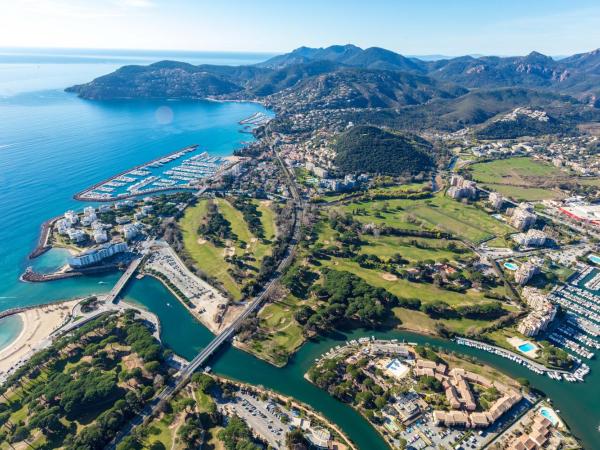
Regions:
[[125, 275, 599, 450]]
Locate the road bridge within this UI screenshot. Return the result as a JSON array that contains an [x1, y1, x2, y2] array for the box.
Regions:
[[110, 142, 305, 447], [106, 257, 142, 303]]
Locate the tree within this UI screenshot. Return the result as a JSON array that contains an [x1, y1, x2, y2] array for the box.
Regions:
[[117, 436, 142, 450], [285, 429, 308, 450]]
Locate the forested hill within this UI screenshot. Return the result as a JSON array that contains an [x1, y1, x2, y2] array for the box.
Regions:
[[66, 45, 600, 134], [333, 125, 435, 176]]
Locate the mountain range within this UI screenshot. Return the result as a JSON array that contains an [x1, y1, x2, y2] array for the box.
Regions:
[[66, 44, 600, 133]]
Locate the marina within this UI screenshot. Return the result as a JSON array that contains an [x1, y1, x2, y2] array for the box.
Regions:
[[74, 144, 232, 201]]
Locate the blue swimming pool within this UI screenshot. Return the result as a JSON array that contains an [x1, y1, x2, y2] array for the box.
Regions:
[[588, 254, 600, 265], [504, 262, 519, 271], [518, 343, 536, 352], [539, 407, 559, 426]]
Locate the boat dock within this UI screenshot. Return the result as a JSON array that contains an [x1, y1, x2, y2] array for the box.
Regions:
[[73, 144, 203, 202]]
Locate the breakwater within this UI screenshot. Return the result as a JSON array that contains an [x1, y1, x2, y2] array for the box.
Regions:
[[20, 264, 118, 282], [28, 215, 61, 259], [73, 144, 199, 202]]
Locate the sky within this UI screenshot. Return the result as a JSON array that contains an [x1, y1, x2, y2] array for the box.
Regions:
[[1, 0, 599, 56]]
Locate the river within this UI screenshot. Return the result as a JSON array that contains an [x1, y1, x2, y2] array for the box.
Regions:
[[125, 276, 599, 450], [0, 49, 598, 450]]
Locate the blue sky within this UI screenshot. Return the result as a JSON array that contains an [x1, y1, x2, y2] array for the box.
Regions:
[[1, 0, 599, 56]]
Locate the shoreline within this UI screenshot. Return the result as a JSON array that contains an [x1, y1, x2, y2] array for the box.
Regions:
[[214, 374, 358, 450], [142, 272, 222, 334], [0, 300, 79, 377]]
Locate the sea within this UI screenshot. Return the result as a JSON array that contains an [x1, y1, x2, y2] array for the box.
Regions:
[[0, 48, 272, 344], [0, 48, 598, 450]]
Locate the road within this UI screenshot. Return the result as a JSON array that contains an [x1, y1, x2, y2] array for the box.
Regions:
[[105, 257, 142, 303], [110, 141, 305, 447], [476, 186, 600, 240]]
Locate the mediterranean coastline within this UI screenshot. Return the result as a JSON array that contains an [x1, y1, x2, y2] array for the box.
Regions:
[[2, 48, 600, 450]]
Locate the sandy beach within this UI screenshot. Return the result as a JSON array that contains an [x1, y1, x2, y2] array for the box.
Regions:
[[0, 301, 78, 376]]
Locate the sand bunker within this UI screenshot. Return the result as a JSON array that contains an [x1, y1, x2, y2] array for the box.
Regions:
[[381, 273, 398, 281]]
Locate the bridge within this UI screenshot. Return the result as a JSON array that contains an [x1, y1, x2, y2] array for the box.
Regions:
[[110, 142, 304, 446], [106, 257, 142, 303]]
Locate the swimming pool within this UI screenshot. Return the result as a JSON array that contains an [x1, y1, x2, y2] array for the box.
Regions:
[[588, 254, 600, 265], [504, 262, 519, 271], [539, 407, 559, 426], [518, 343, 536, 352]]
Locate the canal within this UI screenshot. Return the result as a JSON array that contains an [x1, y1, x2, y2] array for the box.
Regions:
[[125, 276, 599, 450]]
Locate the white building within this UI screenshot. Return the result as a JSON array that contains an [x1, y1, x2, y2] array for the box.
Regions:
[[115, 200, 134, 209], [93, 229, 108, 244], [56, 219, 71, 235], [512, 229, 547, 247], [518, 287, 557, 336], [510, 203, 537, 231], [447, 175, 477, 200], [67, 228, 87, 243], [68, 242, 128, 268], [122, 223, 141, 240], [514, 262, 539, 286], [489, 192, 504, 210], [64, 210, 79, 225], [116, 216, 131, 225]]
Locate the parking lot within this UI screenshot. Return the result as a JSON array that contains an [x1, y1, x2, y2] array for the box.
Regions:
[[218, 392, 291, 449], [396, 398, 532, 449]]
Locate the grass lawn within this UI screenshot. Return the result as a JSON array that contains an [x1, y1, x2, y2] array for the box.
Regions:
[[359, 235, 471, 264], [203, 426, 226, 450], [179, 199, 242, 299], [194, 388, 216, 413], [179, 198, 276, 300], [145, 415, 175, 449], [393, 308, 495, 335], [481, 183, 560, 202], [324, 257, 499, 307], [485, 235, 512, 248], [255, 200, 277, 241], [342, 193, 513, 244], [409, 195, 513, 244], [468, 157, 570, 201], [249, 294, 307, 366]]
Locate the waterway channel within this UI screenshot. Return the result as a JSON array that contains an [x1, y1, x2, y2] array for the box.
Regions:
[[125, 276, 599, 450]]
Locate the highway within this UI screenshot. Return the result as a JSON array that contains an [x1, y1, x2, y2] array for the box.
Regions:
[[110, 142, 305, 447]]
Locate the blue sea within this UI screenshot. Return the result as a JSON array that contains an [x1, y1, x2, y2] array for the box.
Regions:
[[0, 48, 272, 349]]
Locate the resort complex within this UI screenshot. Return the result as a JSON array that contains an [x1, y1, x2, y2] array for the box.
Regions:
[[3, 32, 600, 450]]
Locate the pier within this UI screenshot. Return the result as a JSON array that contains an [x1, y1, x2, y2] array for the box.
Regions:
[[20, 263, 118, 283], [73, 144, 199, 202]]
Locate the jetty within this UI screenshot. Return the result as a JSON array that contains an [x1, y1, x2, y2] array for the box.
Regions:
[[28, 215, 61, 259], [20, 263, 118, 283], [73, 144, 199, 202]]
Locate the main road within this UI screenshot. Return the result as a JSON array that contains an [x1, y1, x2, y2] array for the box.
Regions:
[[110, 142, 305, 446]]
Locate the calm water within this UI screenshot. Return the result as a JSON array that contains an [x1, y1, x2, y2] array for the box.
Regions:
[[0, 49, 269, 340], [126, 276, 600, 450], [0, 50, 598, 450]]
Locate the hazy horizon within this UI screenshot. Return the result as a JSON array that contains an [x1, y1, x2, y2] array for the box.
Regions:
[[2, 1, 600, 56], [0, 45, 593, 63]]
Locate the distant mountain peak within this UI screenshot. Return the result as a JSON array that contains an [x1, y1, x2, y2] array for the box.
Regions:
[[258, 44, 426, 73]]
